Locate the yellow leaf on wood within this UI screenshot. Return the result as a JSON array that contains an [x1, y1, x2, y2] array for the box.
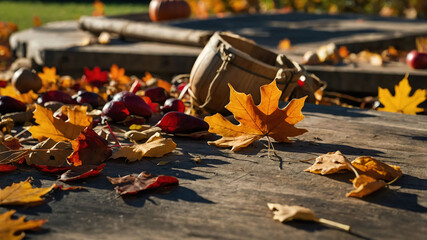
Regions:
[[111, 133, 176, 162], [268, 203, 317, 222], [346, 175, 386, 198], [0, 179, 56, 206], [0, 86, 37, 104], [305, 151, 352, 175], [205, 80, 307, 151], [29, 105, 92, 142], [378, 75, 426, 114], [0, 210, 47, 240], [38, 67, 59, 86]]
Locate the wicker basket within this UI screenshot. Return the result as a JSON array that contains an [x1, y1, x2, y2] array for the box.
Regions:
[[189, 32, 325, 113]]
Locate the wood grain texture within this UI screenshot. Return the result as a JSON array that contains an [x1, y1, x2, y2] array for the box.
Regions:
[[1, 104, 426, 239]]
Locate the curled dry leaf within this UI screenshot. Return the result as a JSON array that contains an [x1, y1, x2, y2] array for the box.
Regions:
[[29, 105, 93, 142], [205, 80, 307, 151], [67, 127, 111, 166], [125, 126, 162, 142], [305, 151, 352, 175], [0, 210, 47, 240], [0, 179, 56, 206], [107, 171, 179, 195], [59, 163, 106, 182], [27, 138, 72, 167], [351, 156, 402, 181], [111, 132, 176, 162], [267, 203, 351, 231], [2, 135, 22, 150], [346, 175, 387, 198]]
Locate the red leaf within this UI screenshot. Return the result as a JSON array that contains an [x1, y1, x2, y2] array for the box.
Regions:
[[34, 165, 71, 174], [107, 172, 178, 195], [0, 164, 17, 172], [59, 163, 105, 182], [142, 96, 160, 113], [67, 127, 112, 166], [84, 67, 109, 87]]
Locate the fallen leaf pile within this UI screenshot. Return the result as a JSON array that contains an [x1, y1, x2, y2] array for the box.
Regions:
[[305, 151, 402, 198]]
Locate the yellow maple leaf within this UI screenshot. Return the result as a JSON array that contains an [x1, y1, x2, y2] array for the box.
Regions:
[[111, 132, 176, 162], [110, 64, 130, 84], [278, 38, 291, 50], [0, 210, 47, 240], [38, 67, 59, 86], [204, 80, 307, 151], [0, 85, 37, 104], [378, 75, 426, 114], [351, 156, 402, 181], [29, 105, 93, 142], [0, 179, 56, 206]]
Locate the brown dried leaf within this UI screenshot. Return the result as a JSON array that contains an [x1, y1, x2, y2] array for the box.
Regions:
[[124, 127, 162, 142], [26, 138, 72, 167], [305, 151, 352, 175], [267, 203, 317, 222], [351, 156, 402, 181], [346, 175, 387, 198]]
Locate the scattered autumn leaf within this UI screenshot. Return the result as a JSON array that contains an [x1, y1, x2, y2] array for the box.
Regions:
[[0, 179, 56, 206], [27, 138, 72, 167], [34, 165, 71, 174], [38, 67, 59, 86], [205, 80, 307, 151], [55, 185, 86, 191], [267, 203, 350, 231], [93, 0, 104, 16], [111, 132, 176, 162], [0, 210, 47, 240], [110, 64, 131, 84], [124, 126, 162, 142], [67, 127, 111, 166], [157, 79, 172, 93], [29, 105, 93, 142], [378, 75, 426, 114], [278, 38, 291, 50], [33, 16, 41, 27], [107, 171, 179, 195], [351, 156, 402, 181], [84, 67, 108, 87], [0, 85, 37, 104], [0, 164, 17, 172], [346, 175, 387, 198], [59, 163, 105, 182], [2, 135, 22, 150], [305, 151, 352, 175]]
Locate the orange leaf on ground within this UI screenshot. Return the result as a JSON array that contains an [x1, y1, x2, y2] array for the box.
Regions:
[[110, 64, 130, 84], [38, 67, 59, 86], [278, 38, 291, 50], [0, 164, 17, 172], [351, 156, 402, 181], [305, 151, 352, 175], [29, 105, 93, 142], [67, 127, 111, 166], [0, 179, 56, 206], [0, 210, 47, 240], [204, 80, 307, 151], [346, 175, 387, 198], [0, 86, 37, 104]]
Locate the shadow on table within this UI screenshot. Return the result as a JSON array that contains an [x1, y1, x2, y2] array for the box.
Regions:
[[121, 186, 214, 208], [362, 188, 427, 213], [286, 221, 372, 240]]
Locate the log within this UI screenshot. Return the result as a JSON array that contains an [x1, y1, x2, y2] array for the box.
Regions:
[[78, 16, 213, 47]]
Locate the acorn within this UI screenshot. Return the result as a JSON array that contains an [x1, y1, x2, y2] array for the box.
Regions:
[[12, 68, 42, 93]]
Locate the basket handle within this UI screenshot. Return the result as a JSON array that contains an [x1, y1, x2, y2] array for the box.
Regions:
[[198, 43, 234, 109]]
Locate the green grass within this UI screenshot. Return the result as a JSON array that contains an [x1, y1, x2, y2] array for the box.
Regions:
[[0, 1, 148, 30]]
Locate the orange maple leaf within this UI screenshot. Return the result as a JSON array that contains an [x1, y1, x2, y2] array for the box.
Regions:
[[0, 85, 37, 104], [110, 64, 130, 84], [0, 210, 47, 240], [93, 0, 104, 16], [29, 105, 93, 142], [204, 80, 307, 151]]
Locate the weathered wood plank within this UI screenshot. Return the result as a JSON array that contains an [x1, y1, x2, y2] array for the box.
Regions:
[[1, 104, 426, 239]]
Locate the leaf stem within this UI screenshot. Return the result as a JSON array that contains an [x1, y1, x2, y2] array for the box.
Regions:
[[387, 175, 400, 185], [317, 218, 351, 232], [105, 121, 121, 147]]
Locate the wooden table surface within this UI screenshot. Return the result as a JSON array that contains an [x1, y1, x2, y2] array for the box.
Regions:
[[1, 103, 426, 239]]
